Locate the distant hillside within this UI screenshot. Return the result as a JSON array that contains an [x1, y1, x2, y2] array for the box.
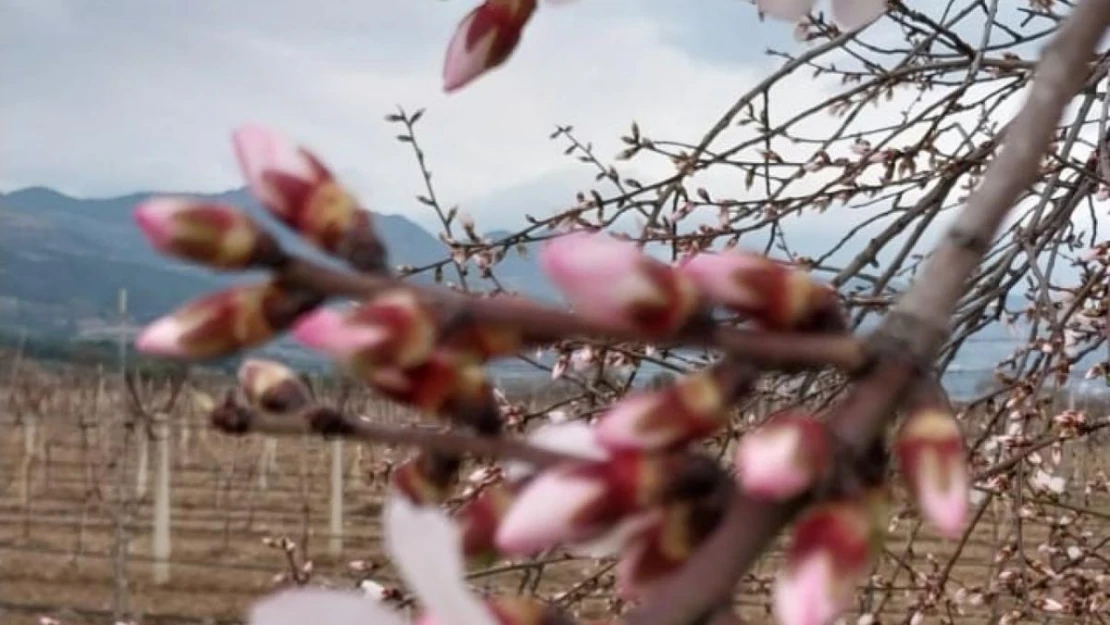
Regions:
[[0, 186, 565, 368], [0, 185, 1060, 396]]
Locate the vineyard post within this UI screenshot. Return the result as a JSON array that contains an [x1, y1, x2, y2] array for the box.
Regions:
[[152, 408, 172, 584], [328, 438, 344, 556]]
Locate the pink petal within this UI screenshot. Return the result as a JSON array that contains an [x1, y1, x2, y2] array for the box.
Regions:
[[915, 453, 969, 539], [594, 394, 672, 450], [495, 469, 606, 554], [248, 587, 406, 625], [291, 308, 389, 362], [133, 197, 191, 252], [232, 124, 316, 217], [757, 0, 817, 22], [539, 231, 652, 322], [443, 6, 492, 93], [735, 425, 812, 499], [774, 553, 843, 625], [678, 252, 766, 310], [135, 315, 189, 357], [831, 0, 887, 30]]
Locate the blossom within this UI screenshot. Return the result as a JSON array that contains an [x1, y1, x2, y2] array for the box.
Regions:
[[540, 231, 698, 335], [734, 412, 831, 500], [443, 0, 537, 92], [678, 251, 838, 331], [237, 358, 313, 414], [894, 408, 970, 538], [133, 197, 269, 269], [136, 281, 317, 360], [291, 289, 437, 371], [594, 368, 736, 451], [774, 495, 884, 625], [232, 124, 383, 269]]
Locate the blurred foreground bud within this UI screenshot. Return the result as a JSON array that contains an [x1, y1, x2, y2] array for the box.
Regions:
[[443, 0, 537, 93], [616, 483, 731, 599], [496, 451, 692, 555], [774, 496, 882, 625], [292, 289, 436, 371], [134, 197, 275, 269], [237, 358, 312, 414], [540, 231, 698, 335], [232, 125, 386, 272], [895, 408, 969, 538], [456, 481, 519, 564], [137, 281, 319, 360], [757, 0, 886, 30], [392, 452, 462, 506], [596, 365, 748, 451], [366, 350, 502, 434], [735, 411, 830, 500], [679, 251, 840, 331]]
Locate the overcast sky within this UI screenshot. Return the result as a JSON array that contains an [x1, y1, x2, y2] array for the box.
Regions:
[[1, 0, 827, 231]]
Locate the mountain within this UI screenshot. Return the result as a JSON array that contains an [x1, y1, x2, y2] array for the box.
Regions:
[[0, 186, 566, 369], [1, 185, 1075, 399]]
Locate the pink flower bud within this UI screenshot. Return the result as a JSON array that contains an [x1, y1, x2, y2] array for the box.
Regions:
[[136, 282, 315, 360], [595, 368, 733, 451], [443, 0, 536, 93], [232, 125, 378, 263], [237, 358, 313, 413], [134, 197, 269, 269], [678, 251, 837, 331], [540, 231, 698, 335], [292, 289, 437, 371], [774, 498, 880, 625], [895, 408, 970, 538], [734, 412, 830, 500], [495, 451, 665, 555], [456, 482, 519, 563]]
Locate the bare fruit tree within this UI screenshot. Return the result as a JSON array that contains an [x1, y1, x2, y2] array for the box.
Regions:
[[126, 1, 1110, 625]]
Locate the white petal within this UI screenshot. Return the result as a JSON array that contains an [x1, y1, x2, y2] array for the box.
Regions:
[[383, 492, 499, 625], [757, 0, 816, 22], [248, 587, 406, 625], [503, 421, 609, 481], [831, 0, 887, 30]]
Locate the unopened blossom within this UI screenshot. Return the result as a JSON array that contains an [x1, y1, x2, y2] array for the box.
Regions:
[[540, 231, 699, 335], [292, 289, 437, 371], [364, 350, 501, 434], [495, 450, 676, 555], [136, 281, 316, 360], [232, 125, 384, 270], [735, 412, 831, 500], [678, 250, 839, 331], [134, 197, 272, 269], [615, 491, 730, 599], [595, 367, 740, 451], [756, 0, 887, 30], [456, 481, 519, 563], [895, 408, 970, 538], [443, 0, 537, 92], [237, 358, 313, 414], [774, 495, 884, 625]]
